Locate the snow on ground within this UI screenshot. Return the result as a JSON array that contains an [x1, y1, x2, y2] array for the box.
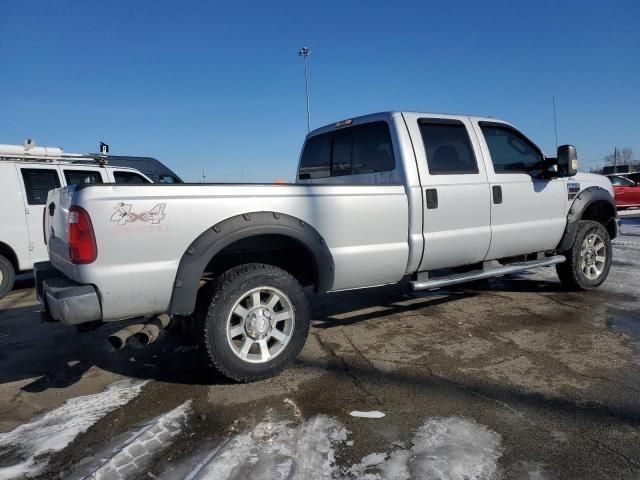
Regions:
[[177, 413, 348, 480], [348, 417, 502, 480], [73, 400, 191, 480], [350, 411, 386, 419], [161, 413, 504, 480], [0, 379, 146, 479]]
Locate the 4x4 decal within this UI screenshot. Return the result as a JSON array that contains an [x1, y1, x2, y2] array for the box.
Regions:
[[111, 203, 166, 225]]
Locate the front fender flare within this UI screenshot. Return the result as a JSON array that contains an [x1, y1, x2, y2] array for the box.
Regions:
[[556, 186, 617, 252], [168, 212, 334, 316]]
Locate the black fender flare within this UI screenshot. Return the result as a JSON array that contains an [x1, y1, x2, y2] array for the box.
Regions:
[[169, 212, 334, 316], [556, 186, 618, 251]]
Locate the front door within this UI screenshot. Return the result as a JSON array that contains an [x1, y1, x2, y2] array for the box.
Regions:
[[403, 114, 492, 271], [15, 165, 62, 265], [471, 121, 566, 259]]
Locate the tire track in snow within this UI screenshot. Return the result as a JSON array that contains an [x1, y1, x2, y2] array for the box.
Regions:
[[0, 379, 147, 479], [73, 400, 192, 480]]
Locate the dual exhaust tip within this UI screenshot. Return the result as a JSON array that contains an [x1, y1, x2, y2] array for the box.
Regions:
[[106, 314, 171, 352]]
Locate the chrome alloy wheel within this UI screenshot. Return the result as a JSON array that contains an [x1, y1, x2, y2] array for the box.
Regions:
[[580, 232, 606, 280], [226, 286, 295, 364]]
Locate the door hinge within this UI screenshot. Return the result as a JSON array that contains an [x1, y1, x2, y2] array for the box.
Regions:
[[25, 207, 30, 215], [29, 242, 34, 251]]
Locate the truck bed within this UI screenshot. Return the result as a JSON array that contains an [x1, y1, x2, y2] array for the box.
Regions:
[[47, 183, 409, 320]]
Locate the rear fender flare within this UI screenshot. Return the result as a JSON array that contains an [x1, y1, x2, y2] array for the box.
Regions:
[[169, 212, 334, 316]]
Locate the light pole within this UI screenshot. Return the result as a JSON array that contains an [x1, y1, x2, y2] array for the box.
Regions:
[[298, 47, 312, 132]]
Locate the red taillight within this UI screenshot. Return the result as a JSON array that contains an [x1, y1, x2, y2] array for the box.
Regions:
[[68, 206, 97, 264]]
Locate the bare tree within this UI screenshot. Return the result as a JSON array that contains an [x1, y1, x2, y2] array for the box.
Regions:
[[604, 147, 634, 165]]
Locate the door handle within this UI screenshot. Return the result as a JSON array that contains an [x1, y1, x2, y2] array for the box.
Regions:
[[492, 185, 502, 204], [426, 188, 438, 209]]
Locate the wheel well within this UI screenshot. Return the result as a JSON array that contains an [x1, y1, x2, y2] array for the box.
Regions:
[[581, 200, 617, 239], [203, 234, 318, 288], [0, 242, 19, 272]]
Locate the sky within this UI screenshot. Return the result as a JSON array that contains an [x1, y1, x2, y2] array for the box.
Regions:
[[1, 0, 638, 182]]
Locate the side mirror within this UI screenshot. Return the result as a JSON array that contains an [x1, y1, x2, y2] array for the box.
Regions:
[[557, 145, 578, 177]]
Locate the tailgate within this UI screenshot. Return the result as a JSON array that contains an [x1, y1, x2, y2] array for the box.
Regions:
[[45, 185, 76, 273]]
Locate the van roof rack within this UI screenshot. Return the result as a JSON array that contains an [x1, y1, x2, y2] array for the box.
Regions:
[[0, 152, 109, 165], [0, 140, 109, 165]]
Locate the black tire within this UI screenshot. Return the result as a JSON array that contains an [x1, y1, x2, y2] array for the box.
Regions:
[[194, 263, 310, 382], [556, 220, 612, 290], [0, 255, 15, 300]]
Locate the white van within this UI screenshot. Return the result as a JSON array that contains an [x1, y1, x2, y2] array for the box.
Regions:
[[0, 142, 153, 298]]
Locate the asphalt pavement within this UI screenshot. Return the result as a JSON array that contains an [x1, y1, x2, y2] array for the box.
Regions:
[[0, 218, 639, 479]]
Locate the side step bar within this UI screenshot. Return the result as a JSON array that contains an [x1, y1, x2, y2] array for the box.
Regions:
[[410, 255, 566, 291]]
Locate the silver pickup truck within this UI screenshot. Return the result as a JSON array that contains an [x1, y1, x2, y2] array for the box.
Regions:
[[36, 111, 618, 381]]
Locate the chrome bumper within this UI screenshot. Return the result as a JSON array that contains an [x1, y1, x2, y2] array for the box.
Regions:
[[34, 262, 101, 326]]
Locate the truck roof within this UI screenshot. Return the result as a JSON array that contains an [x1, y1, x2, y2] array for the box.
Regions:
[[307, 111, 511, 138]]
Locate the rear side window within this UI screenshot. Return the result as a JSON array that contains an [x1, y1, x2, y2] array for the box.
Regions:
[[20, 168, 61, 205], [480, 124, 544, 175], [419, 121, 478, 175], [114, 171, 151, 184], [298, 121, 395, 179], [64, 170, 104, 186]]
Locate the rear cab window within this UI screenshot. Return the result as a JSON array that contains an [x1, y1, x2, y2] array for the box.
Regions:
[[20, 168, 61, 205], [298, 121, 395, 180]]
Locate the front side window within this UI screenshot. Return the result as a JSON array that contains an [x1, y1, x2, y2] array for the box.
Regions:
[[298, 121, 395, 179], [20, 168, 61, 205], [419, 121, 478, 175], [608, 175, 634, 187], [480, 124, 544, 176], [113, 171, 151, 184], [64, 169, 104, 186]]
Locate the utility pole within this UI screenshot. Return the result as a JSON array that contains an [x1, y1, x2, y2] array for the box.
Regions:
[[552, 96, 559, 149], [614, 147, 618, 174], [202, 168, 206, 183], [298, 47, 312, 133]]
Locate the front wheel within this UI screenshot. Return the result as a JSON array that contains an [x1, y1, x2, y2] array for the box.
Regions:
[[556, 220, 612, 290], [195, 263, 310, 382]]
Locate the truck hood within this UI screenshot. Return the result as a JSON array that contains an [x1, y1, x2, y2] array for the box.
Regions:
[[572, 172, 614, 197]]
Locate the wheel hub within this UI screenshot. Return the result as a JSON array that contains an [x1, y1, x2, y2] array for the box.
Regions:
[[245, 308, 273, 340]]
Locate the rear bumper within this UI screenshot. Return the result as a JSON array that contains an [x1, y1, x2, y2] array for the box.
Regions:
[[34, 262, 102, 326]]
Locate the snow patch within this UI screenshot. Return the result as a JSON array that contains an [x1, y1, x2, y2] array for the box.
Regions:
[[350, 411, 386, 419], [0, 379, 146, 479], [349, 417, 502, 480], [75, 400, 191, 480], [181, 414, 348, 480]]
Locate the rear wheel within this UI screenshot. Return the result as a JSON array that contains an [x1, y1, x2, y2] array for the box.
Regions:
[[0, 255, 15, 300], [195, 263, 310, 382], [556, 220, 612, 290]]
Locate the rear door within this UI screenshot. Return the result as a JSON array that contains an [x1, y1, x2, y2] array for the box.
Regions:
[[472, 120, 566, 259], [403, 113, 492, 270], [15, 164, 62, 264]]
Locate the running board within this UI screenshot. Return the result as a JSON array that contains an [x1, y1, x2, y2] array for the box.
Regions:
[[410, 255, 566, 291]]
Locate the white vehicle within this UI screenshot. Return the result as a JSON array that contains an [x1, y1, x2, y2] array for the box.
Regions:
[[37, 112, 618, 381], [0, 141, 152, 298]]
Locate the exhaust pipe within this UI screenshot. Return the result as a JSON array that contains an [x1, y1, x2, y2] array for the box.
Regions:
[[129, 314, 171, 349], [106, 324, 145, 352]]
